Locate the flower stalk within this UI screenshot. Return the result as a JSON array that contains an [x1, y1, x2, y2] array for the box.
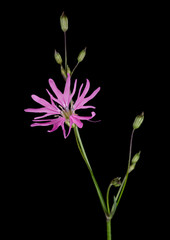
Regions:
[[74, 126, 108, 215], [115, 129, 135, 207], [64, 31, 67, 72], [71, 47, 87, 76]]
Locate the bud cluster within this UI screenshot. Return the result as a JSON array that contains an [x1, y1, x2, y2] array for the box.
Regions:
[[111, 177, 121, 187], [54, 12, 87, 77]]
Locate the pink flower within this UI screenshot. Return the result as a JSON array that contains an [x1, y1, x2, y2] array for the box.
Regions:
[[24, 73, 100, 138]]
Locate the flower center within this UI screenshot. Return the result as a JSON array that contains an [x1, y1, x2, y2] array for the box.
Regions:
[[62, 108, 72, 120], [60, 101, 75, 120]]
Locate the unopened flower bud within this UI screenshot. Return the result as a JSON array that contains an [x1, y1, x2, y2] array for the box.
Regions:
[[60, 12, 68, 32], [128, 164, 136, 173], [54, 50, 62, 65], [60, 65, 67, 79], [129, 151, 141, 173], [77, 47, 87, 63], [133, 112, 144, 130], [111, 177, 121, 187], [67, 65, 71, 74], [131, 151, 141, 164]]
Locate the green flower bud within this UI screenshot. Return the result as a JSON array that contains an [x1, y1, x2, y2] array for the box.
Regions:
[[133, 112, 144, 130], [66, 65, 71, 74], [111, 177, 121, 187], [128, 164, 136, 173], [129, 151, 141, 173], [77, 47, 87, 63], [60, 12, 68, 32], [60, 65, 67, 79], [54, 50, 62, 65], [131, 151, 141, 164]]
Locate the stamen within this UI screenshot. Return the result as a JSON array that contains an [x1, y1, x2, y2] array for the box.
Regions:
[[59, 105, 64, 111]]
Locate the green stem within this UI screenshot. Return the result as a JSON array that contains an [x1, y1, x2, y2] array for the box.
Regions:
[[73, 126, 108, 215], [106, 219, 111, 240], [71, 62, 79, 76], [116, 129, 135, 207], [128, 129, 135, 170], [106, 183, 112, 214], [74, 126, 92, 172], [64, 32, 67, 72]]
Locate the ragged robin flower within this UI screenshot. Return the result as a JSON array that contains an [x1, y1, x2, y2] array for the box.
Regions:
[[24, 73, 100, 138]]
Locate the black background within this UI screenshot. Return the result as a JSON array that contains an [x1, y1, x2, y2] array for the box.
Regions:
[[23, 2, 149, 239]]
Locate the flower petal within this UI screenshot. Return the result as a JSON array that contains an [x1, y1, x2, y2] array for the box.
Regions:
[[30, 94, 61, 114], [74, 87, 100, 110], [34, 113, 57, 120], [70, 115, 83, 128], [46, 89, 64, 107], [31, 121, 53, 127], [24, 107, 50, 113], [64, 118, 74, 138], [24, 107, 59, 116], [77, 83, 84, 99], [48, 117, 65, 133], [31, 95, 54, 109], [31, 117, 67, 136], [61, 124, 66, 139], [69, 79, 77, 103], [81, 87, 101, 105], [73, 80, 90, 109], [63, 73, 71, 107], [74, 111, 96, 121], [77, 105, 96, 109], [80, 79, 90, 98], [70, 112, 96, 129], [48, 78, 63, 100]]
